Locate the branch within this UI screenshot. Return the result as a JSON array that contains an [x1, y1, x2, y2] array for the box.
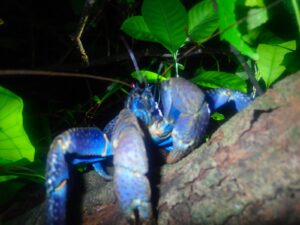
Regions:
[[0, 69, 131, 87]]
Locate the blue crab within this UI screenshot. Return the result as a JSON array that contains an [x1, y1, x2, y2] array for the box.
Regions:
[[46, 77, 252, 224]]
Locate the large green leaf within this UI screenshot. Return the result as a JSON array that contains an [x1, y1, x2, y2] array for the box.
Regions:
[[142, 0, 188, 55], [0, 86, 35, 182], [257, 40, 296, 87], [217, 0, 258, 60], [188, 0, 219, 43], [191, 70, 247, 92], [131, 70, 167, 83], [121, 16, 157, 42]]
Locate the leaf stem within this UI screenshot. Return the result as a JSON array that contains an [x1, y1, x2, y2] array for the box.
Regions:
[[291, 0, 300, 34], [173, 51, 179, 77]]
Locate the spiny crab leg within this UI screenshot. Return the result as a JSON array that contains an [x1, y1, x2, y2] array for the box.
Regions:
[[46, 128, 112, 225]]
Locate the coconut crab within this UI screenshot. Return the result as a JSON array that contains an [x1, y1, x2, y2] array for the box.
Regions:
[[46, 77, 252, 225]]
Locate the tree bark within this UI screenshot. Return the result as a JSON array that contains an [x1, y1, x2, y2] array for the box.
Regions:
[[2, 72, 300, 225], [158, 72, 300, 225]]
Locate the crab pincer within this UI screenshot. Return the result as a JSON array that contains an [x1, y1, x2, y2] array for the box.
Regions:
[[112, 109, 153, 223]]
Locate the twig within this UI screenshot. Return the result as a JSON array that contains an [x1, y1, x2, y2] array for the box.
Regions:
[[0, 69, 131, 87], [71, 0, 97, 65]]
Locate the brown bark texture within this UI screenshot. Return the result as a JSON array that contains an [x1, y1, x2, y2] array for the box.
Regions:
[[2, 72, 300, 225], [158, 72, 300, 225]]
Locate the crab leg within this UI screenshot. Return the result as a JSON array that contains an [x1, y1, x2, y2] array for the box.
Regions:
[[160, 78, 210, 163], [205, 88, 253, 112], [112, 109, 152, 222], [46, 127, 112, 225]]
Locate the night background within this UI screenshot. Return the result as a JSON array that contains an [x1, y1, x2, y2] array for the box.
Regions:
[[0, 0, 299, 224]]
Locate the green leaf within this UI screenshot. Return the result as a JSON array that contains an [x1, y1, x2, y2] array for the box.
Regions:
[[242, 27, 262, 45], [0, 18, 4, 26], [131, 70, 166, 83], [142, 0, 188, 55], [257, 40, 296, 87], [245, 0, 265, 7], [104, 83, 121, 99], [246, 7, 268, 30], [282, 50, 300, 74], [0, 86, 35, 182], [100, 83, 122, 104], [191, 70, 247, 92], [188, 0, 219, 43], [0, 158, 45, 183], [121, 16, 157, 42], [211, 112, 225, 121], [291, 0, 300, 34], [217, 0, 258, 60]]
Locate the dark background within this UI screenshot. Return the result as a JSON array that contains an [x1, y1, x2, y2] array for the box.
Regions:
[[0, 0, 298, 218], [0, 0, 235, 160]]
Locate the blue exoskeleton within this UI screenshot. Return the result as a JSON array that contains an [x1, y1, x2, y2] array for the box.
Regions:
[[46, 77, 252, 224]]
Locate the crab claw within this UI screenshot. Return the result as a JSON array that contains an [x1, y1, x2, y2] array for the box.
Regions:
[[112, 109, 152, 222], [205, 88, 253, 112], [160, 78, 210, 163]]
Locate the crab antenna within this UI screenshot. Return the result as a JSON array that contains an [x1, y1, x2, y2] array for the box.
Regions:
[[153, 62, 164, 103], [120, 36, 147, 85]]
